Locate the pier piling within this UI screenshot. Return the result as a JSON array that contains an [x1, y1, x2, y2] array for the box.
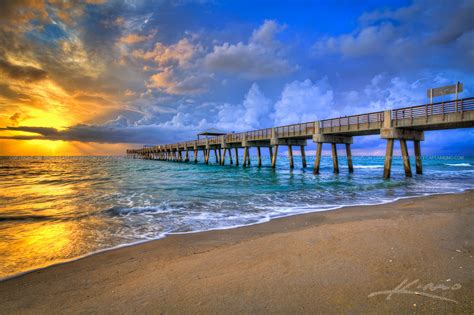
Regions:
[[228, 148, 233, 165], [345, 144, 353, 173], [222, 148, 227, 165], [414, 140, 422, 174], [272, 145, 279, 168], [383, 139, 394, 179], [300, 145, 307, 168], [243, 147, 248, 167], [314, 143, 323, 174], [257, 147, 262, 167], [331, 143, 339, 173], [399, 139, 412, 177], [288, 145, 294, 169]]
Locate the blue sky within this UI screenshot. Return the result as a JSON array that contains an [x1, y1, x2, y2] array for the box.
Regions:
[[0, 0, 472, 155]]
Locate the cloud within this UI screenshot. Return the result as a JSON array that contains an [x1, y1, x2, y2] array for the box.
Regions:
[[146, 67, 212, 95], [312, 0, 474, 71], [133, 38, 201, 68], [216, 83, 272, 131], [273, 79, 334, 125], [204, 20, 297, 79], [0, 59, 48, 82], [0, 0, 48, 26], [313, 23, 398, 58], [119, 33, 150, 45], [9, 112, 22, 126], [0, 123, 194, 145], [132, 37, 209, 95]]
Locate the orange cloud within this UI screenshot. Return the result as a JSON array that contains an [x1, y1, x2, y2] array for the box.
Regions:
[[119, 33, 149, 44], [9, 112, 22, 126], [132, 38, 200, 68]]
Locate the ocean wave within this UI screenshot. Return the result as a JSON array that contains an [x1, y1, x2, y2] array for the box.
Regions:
[[353, 165, 384, 169], [445, 163, 472, 167], [104, 205, 168, 216]]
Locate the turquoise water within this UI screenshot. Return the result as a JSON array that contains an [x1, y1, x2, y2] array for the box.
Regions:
[[0, 155, 473, 278]]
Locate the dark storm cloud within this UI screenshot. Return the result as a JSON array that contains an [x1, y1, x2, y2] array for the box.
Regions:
[[0, 124, 195, 144], [0, 59, 48, 82]]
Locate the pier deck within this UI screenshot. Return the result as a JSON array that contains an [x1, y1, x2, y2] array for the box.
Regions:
[[127, 97, 474, 178]]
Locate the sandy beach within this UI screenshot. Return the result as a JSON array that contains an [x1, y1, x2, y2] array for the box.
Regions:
[[0, 191, 473, 314]]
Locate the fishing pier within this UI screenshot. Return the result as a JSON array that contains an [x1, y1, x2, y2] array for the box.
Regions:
[[127, 96, 474, 179]]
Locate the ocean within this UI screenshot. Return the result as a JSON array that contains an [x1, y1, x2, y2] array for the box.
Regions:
[[1, 155, 473, 279]]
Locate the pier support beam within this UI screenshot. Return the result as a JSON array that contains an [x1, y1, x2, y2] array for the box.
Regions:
[[194, 149, 198, 163], [272, 145, 279, 168], [331, 143, 339, 174], [222, 148, 227, 165], [243, 147, 249, 167], [270, 139, 305, 170], [235, 148, 239, 166], [345, 144, 353, 173], [214, 149, 218, 163], [314, 142, 323, 174], [400, 139, 412, 177], [288, 145, 294, 169], [300, 145, 307, 168], [257, 147, 262, 167], [312, 134, 351, 174], [205, 149, 210, 164], [228, 148, 233, 165], [381, 128, 423, 178], [269, 147, 273, 164], [383, 139, 394, 179], [414, 140, 422, 174], [185, 150, 189, 162]]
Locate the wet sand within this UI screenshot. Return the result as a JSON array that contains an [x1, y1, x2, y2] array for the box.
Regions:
[[0, 191, 473, 314]]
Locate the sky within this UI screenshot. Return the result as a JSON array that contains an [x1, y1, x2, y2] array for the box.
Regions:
[[0, 0, 473, 156]]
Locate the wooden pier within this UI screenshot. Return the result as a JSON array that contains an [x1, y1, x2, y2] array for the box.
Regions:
[[127, 97, 474, 178]]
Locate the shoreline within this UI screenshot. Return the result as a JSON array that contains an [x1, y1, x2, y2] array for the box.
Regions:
[[1, 189, 471, 282], [1, 190, 473, 313]]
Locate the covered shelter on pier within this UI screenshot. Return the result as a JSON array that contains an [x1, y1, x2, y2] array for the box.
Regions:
[[197, 128, 227, 140]]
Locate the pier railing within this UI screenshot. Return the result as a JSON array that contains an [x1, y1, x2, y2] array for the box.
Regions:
[[245, 128, 273, 141], [320, 111, 384, 130], [391, 97, 474, 120], [274, 122, 315, 138]]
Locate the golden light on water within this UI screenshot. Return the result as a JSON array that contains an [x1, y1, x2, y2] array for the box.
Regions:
[[0, 139, 131, 156], [0, 159, 118, 278], [0, 218, 105, 278]]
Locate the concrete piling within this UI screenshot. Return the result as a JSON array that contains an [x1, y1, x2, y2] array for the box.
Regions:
[[235, 148, 239, 166], [399, 139, 412, 177], [288, 145, 294, 169], [257, 147, 262, 167], [300, 145, 306, 168], [383, 139, 394, 179], [414, 140, 422, 174], [314, 142, 322, 175], [345, 144, 353, 173], [272, 145, 279, 168], [331, 143, 339, 174]]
